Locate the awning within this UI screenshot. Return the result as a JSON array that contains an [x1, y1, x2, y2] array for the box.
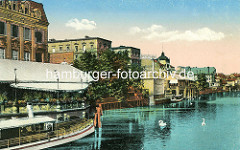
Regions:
[[169, 79, 178, 84], [10, 83, 89, 92], [0, 116, 55, 129], [0, 59, 93, 92]]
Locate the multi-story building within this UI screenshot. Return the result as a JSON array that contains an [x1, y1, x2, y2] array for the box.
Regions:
[[177, 66, 216, 87], [48, 36, 112, 64], [111, 46, 141, 66], [141, 52, 174, 105], [0, 0, 49, 62]]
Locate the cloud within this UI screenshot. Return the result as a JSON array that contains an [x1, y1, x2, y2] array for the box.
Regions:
[[65, 18, 96, 31], [129, 25, 225, 42]]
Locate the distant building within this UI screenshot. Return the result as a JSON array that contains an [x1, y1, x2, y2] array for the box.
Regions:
[[48, 36, 112, 64], [177, 66, 216, 87], [111, 46, 141, 66], [0, 0, 49, 62]]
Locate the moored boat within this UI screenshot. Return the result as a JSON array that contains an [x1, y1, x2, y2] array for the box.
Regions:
[[171, 95, 183, 103], [0, 104, 95, 150]]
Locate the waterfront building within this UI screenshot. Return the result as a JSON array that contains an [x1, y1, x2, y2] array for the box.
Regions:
[[177, 66, 216, 87], [0, 59, 93, 118], [48, 36, 112, 64], [0, 0, 49, 62], [141, 52, 174, 105], [165, 75, 197, 100], [111, 46, 141, 66]]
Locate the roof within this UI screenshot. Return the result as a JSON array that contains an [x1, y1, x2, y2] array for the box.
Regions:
[[111, 46, 140, 51], [180, 66, 216, 75], [0, 116, 55, 129], [0, 59, 93, 92], [11, 83, 89, 92], [157, 52, 170, 62], [48, 36, 112, 43]]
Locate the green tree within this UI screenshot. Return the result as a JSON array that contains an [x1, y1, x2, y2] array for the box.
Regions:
[[195, 74, 209, 91], [74, 49, 143, 104], [73, 52, 97, 72]]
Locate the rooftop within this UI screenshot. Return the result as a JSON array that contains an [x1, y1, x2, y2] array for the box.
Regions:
[[111, 46, 140, 50], [48, 36, 112, 43], [157, 52, 170, 62], [0, 59, 93, 92], [0, 116, 55, 129]]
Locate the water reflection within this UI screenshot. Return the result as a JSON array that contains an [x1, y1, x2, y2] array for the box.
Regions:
[[52, 91, 240, 150]]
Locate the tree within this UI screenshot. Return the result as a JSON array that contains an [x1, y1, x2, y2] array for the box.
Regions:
[[195, 74, 209, 91], [74, 49, 143, 104], [73, 52, 97, 72]]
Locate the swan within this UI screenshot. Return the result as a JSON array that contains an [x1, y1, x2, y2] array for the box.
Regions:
[[159, 120, 167, 127], [202, 118, 206, 126]]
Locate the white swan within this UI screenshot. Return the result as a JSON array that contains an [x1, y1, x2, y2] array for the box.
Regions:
[[202, 118, 206, 126], [159, 120, 167, 127]]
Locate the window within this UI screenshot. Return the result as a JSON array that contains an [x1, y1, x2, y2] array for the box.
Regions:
[[82, 45, 86, 51], [35, 31, 42, 43], [0, 48, 5, 59], [59, 46, 63, 51], [36, 53, 42, 62], [75, 46, 78, 52], [25, 8, 28, 14], [52, 48, 55, 53], [11, 24, 19, 37], [66, 46, 70, 51], [24, 27, 31, 40], [24, 52, 30, 61], [13, 4, 16, 10], [0, 21, 5, 35], [12, 50, 18, 60]]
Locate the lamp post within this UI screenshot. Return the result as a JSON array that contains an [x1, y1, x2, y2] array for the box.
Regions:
[[14, 68, 19, 113], [54, 70, 60, 110]]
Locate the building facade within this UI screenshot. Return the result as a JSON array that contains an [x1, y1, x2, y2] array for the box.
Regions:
[[177, 66, 216, 87], [48, 36, 112, 64], [0, 0, 49, 62], [111, 46, 141, 66]]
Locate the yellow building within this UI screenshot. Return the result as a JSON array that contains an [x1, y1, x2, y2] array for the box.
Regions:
[[48, 36, 112, 64], [141, 57, 167, 105], [0, 0, 49, 62], [111, 46, 141, 66]]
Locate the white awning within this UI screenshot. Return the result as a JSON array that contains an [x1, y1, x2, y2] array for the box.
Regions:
[[0, 59, 93, 92], [10, 83, 89, 92], [169, 79, 178, 84], [0, 116, 55, 129]]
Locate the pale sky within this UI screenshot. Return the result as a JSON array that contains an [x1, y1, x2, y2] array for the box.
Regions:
[[36, 0, 240, 74]]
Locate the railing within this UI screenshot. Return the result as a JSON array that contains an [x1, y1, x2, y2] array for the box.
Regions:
[[0, 119, 93, 149]]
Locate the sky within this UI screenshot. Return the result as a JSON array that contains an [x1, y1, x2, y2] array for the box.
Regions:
[[35, 0, 240, 74]]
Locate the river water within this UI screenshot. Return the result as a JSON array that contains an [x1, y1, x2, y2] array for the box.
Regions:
[[50, 92, 240, 150]]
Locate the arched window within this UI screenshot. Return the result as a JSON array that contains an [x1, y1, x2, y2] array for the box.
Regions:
[[35, 31, 42, 43]]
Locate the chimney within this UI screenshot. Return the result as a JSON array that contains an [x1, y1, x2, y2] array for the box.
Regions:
[[27, 102, 34, 118]]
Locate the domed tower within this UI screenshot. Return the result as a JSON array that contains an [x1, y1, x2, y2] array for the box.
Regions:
[[157, 51, 170, 65]]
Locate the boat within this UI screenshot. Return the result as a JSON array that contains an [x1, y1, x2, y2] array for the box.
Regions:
[[0, 103, 95, 150], [171, 95, 183, 103]]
